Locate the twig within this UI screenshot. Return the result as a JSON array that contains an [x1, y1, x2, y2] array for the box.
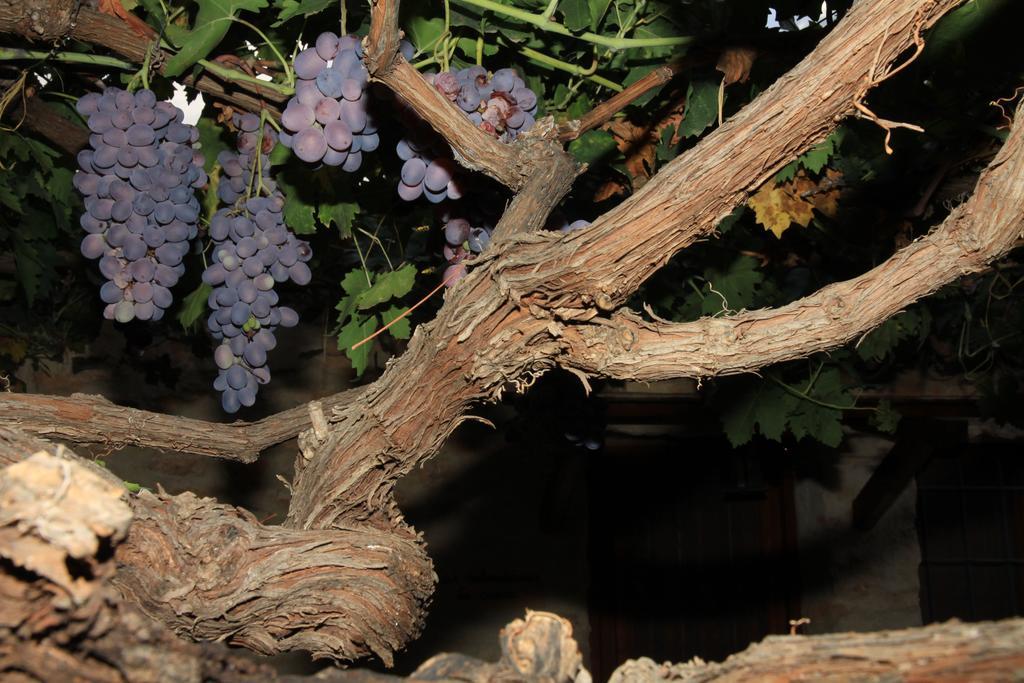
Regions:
[[559, 58, 686, 141]]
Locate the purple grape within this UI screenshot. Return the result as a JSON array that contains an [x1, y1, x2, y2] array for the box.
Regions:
[[293, 128, 328, 163], [293, 49, 327, 80]]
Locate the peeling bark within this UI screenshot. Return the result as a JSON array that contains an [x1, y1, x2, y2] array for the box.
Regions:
[[0, 428, 435, 665], [494, 0, 964, 314], [608, 620, 1024, 682], [561, 103, 1024, 381], [0, 388, 364, 462], [0, 0, 1007, 666]]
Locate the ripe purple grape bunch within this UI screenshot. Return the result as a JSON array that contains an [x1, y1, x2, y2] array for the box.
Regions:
[[202, 115, 312, 413], [74, 87, 206, 322], [396, 66, 538, 203], [279, 33, 390, 170], [440, 215, 493, 287]]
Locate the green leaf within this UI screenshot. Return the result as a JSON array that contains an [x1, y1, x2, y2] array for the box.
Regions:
[[869, 399, 901, 434], [718, 380, 794, 447], [560, 0, 590, 31], [196, 118, 229, 174], [277, 172, 316, 235], [11, 235, 45, 305], [0, 184, 21, 212], [776, 128, 845, 181], [569, 129, 616, 165], [178, 283, 213, 330], [587, 0, 612, 29], [382, 305, 411, 340], [677, 80, 719, 138], [356, 264, 417, 309], [715, 206, 745, 235], [856, 309, 928, 362], [337, 314, 377, 376], [318, 201, 359, 237], [341, 269, 372, 297], [406, 16, 445, 54], [273, 0, 334, 24], [787, 402, 844, 447], [163, 0, 270, 78], [701, 255, 763, 315]]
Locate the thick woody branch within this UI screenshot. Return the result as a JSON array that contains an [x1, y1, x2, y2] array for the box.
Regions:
[[372, 57, 529, 190], [496, 0, 965, 314], [609, 619, 1024, 682], [2, 85, 89, 154], [0, 427, 435, 665], [364, 0, 578, 201], [0, 387, 364, 462], [561, 101, 1024, 381], [364, 0, 401, 76]]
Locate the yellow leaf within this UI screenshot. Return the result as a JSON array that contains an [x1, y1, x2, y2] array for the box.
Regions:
[[747, 184, 815, 238]]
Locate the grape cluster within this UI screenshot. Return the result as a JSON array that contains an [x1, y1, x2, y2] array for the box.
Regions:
[[440, 215, 493, 286], [279, 32, 395, 170], [547, 215, 591, 233], [396, 66, 538, 203], [74, 88, 206, 322], [202, 117, 312, 413]]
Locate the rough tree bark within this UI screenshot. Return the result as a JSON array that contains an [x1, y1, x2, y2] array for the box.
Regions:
[[3, 0, 1022, 668]]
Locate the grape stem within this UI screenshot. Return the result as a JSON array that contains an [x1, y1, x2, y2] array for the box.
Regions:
[[502, 40, 622, 92], [0, 48, 133, 69], [197, 58, 294, 96], [450, 0, 694, 50], [350, 268, 463, 351]]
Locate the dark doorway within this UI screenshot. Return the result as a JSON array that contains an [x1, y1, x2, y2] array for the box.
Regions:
[[587, 435, 801, 681]]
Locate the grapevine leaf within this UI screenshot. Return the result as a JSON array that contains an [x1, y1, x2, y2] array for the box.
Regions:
[[715, 206, 745, 235], [856, 309, 930, 362], [786, 368, 849, 447], [178, 283, 213, 331], [701, 255, 763, 314], [869, 399, 902, 434], [273, 0, 334, 24], [356, 264, 417, 309], [318, 201, 359, 237], [382, 305, 411, 340], [588, 0, 612, 30], [747, 182, 815, 238], [406, 16, 445, 54], [46, 167, 75, 215], [569, 130, 616, 165], [677, 80, 719, 138], [277, 173, 316, 234], [340, 269, 372, 297], [196, 118, 229, 174], [337, 314, 377, 376], [0, 184, 21, 212], [560, 0, 591, 31], [718, 380, 794, 446], [11, 235, 45, 305], [163, 0, 270, 78], [787, 402, 844, 447]]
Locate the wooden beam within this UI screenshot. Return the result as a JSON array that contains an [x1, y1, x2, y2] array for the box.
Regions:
[[851, 418, 965, 531]]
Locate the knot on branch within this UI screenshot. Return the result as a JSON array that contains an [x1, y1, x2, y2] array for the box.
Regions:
[[15, 0, 78, 42]]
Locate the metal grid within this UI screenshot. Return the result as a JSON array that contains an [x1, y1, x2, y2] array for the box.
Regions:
[[916, 442, 1024, 623]]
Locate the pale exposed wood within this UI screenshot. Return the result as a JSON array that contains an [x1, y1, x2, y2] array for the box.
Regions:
[[608, 619, 1024, 682]]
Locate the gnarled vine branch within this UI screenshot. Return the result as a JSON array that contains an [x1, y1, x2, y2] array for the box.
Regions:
[[559, 107, 1024, 381]]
